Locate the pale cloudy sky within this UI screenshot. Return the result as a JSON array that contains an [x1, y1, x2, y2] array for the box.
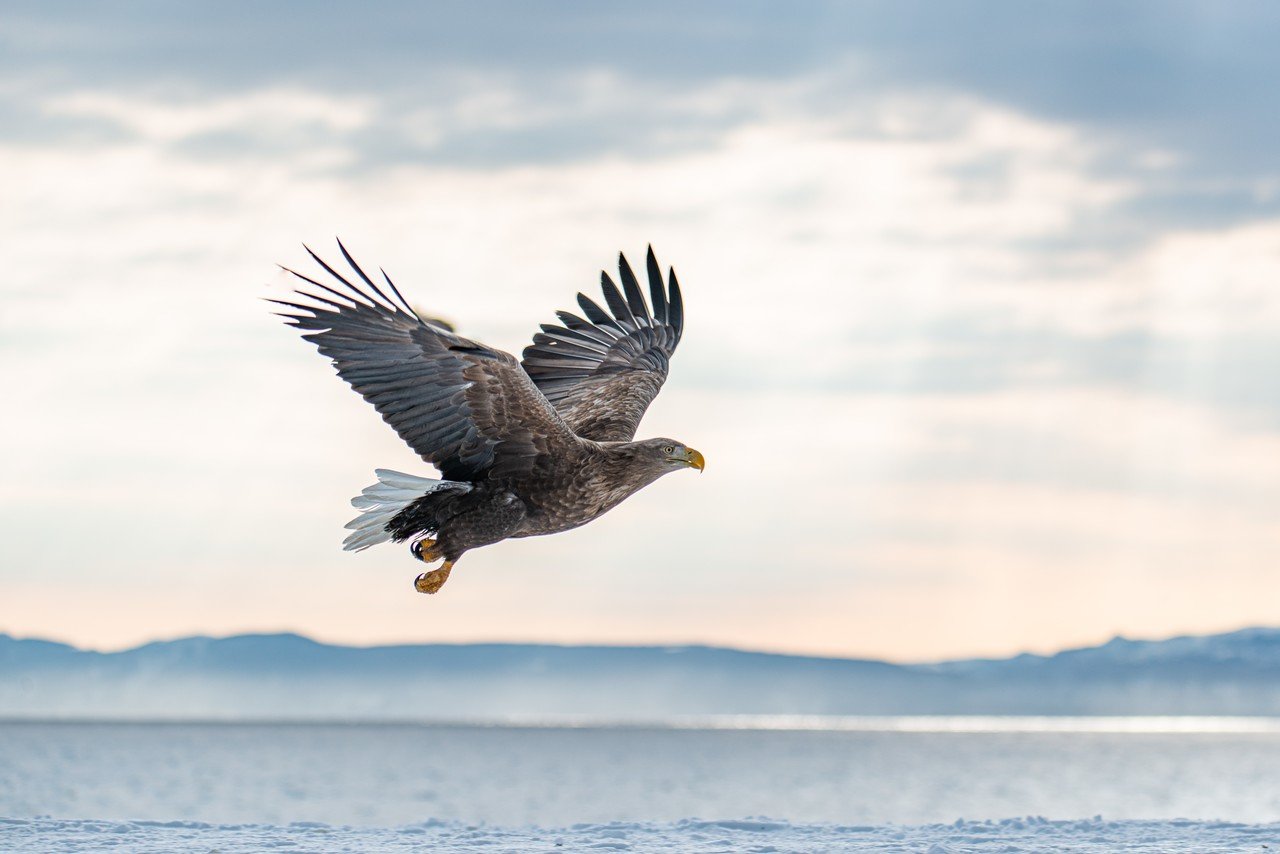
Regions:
[[3, 2, 1280, 661]]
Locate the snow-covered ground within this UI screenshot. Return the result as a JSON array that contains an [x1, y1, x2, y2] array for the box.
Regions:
[[6, 816, 1280, 853]]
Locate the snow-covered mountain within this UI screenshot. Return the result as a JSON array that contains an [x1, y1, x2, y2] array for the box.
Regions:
[[2, 627, 1278, 719]]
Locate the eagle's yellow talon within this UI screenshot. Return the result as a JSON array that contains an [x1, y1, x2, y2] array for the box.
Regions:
[[411, 538, 441, 563], [414, 561, 453, 594]]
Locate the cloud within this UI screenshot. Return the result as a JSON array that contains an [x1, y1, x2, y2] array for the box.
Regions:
[[8, 2, 1280, 195], [5, 6, 1280, 659]]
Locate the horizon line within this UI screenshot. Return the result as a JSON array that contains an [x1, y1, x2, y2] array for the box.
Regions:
[[2, 714, 1279, 733]]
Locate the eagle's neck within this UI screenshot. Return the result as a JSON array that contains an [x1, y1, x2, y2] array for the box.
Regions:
[[587, 442, 670, 506]]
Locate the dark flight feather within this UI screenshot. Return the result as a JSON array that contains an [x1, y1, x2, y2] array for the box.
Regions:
[[599, 272, 635, 329], [617, 253, 651, 327], [646, 246, 667, 324]]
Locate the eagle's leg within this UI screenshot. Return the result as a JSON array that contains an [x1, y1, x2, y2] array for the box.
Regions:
[[414, 561, 453, 594], [410, 538, 453, 594]]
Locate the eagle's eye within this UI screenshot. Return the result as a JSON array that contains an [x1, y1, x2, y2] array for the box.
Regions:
[[663, 445, 675, 455]]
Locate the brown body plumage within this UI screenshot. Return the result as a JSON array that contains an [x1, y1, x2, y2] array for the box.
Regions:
[[388, 440, 692, 561], [272, 242, 703, 593]]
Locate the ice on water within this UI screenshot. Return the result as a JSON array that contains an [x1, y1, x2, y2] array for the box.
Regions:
[[3, 720, 1279, 851]]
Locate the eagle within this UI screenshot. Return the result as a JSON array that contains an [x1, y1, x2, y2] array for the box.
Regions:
[[271, 242, 703, 595]]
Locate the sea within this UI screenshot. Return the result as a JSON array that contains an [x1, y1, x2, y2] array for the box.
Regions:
[[3, 717, 1279, 827]]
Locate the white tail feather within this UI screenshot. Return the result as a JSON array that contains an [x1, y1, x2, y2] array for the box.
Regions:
[[343, 469, 446, 552], [372, 468, 437, 489]]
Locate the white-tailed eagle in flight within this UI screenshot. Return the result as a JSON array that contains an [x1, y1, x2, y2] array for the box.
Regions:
[[271, 242, 703, 594]]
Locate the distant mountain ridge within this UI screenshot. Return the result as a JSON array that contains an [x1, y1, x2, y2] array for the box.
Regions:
[[2, 627, 1278, 719]]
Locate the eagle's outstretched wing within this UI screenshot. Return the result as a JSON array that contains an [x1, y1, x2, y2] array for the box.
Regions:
[[272, 242, 578, 482], [520, 247, 684, 442]]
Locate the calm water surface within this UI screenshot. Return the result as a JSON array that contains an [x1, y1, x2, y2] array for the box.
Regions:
[[3, 719, 1279, 826]]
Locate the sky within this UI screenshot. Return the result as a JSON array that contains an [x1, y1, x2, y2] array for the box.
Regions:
[[3, 1, 1280, 662]]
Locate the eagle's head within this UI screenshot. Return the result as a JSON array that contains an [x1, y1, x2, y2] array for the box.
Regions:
[[634, 437, 705, 475]]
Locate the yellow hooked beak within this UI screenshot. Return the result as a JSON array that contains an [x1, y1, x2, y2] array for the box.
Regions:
[[685, 447, 705, 472]]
